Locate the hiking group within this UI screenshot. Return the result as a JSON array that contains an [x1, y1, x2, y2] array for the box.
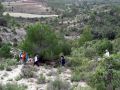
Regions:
[[19, 51, 66, 67]]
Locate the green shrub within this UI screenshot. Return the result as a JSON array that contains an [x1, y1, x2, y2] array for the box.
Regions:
[[71, 68, 92, 82], [5, 66, 12, 71], [88, 55, 120, 90], [6, 59, 17, 66], [21, 23, 71, 60], [15, 75, 22, 81], [0, 2, 4, 16], [0, 17, 7, 26], [0, 64, 5, 70], [75, 86, 96, 90], [79, 26, 93, 46], [84, 47, 97, 59], [21, 65, 37, 78], [47, 78, 71, 90], [95, 39, 113, 55], [71, 72, 81, 82], [0, 59, 17, 71], [68, 48, 84, 67], [113, 38, 120, 53], [0, 83, 26, 90], [0, 43, 11, 58], [37, 74, 46, 84]]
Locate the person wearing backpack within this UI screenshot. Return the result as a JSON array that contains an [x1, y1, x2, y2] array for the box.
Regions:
[[19, 51, 23, 64], [60, 56, 66, 66], [22, 51, 26, 64]]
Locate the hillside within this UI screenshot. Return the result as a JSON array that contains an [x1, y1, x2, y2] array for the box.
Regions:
[[2, 0, 52, 15], [0, 1, 120, 90]]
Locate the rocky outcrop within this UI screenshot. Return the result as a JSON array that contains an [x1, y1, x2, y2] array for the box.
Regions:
[[0, 26, 26, 45]]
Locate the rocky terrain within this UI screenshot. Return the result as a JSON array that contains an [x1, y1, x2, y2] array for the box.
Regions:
[[2, 0, 52, 15], [0, 63, 88, 90], [0, 26, 26, 44]]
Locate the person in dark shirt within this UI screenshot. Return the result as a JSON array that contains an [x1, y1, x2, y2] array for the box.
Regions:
[[60, 56, 66, 66]]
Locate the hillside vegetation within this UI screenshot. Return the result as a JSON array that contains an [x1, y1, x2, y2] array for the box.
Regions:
[[0, 0, 120, 90]]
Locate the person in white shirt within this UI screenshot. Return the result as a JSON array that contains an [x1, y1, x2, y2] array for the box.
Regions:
[[34, 55, 39, 66], [104, 49, 110, 57]]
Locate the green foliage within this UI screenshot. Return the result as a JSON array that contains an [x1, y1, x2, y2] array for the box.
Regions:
[[37, 74, 46, 84], [73, 86, 96, 90], [21, 23, 71, 60], [0, 59, 17, 71], [0, 2, 4, 16], [5, 66, 12, 71], [4, 59, 17, 67], [0, 43, 11, 58], [88, 55, 120, 90], [3, 14, 20, 28], [113, 38, 120, 53], [0, 83, 26, 90], [0, 17, 7, 26], [47, 78, 71, 90], [95, 39, 113, 55], [88, 6, 120, 40], [84, 47, 97, 59], [68, 42, 99, 82], [15, 76, 22, 81], [0, 64, 5, 70], [71, 72, 81, 82], [79, 26, 93, 46]]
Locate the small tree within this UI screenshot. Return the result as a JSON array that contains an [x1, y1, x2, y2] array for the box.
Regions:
[[95, 39, 113, 55], [0, 43, 11, 58], [79, 26, 93, 46], [21, 23, 71, 60]]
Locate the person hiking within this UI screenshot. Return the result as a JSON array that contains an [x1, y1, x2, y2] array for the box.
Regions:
[[22, 51, 27, 64], [34, 54, 39, 67], [26, 53, 29, 62], [19, 51, 23, 63], [104, 49, 110, 57], [60, 56, 66, 66]]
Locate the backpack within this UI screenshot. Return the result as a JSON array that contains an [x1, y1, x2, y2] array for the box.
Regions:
[[19, 52, 23, 59], [22, 52, 26, 61]]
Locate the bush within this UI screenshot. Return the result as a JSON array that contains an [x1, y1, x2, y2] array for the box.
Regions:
[[71, 72, 81, 82], [0, 43, 11, 58], [0, 2, 4, 16], [68, 47, 91, 67], [47, 78, 71, 90], [0, 17, 7, 26], [0, 83, 26, 90], [95, 39, 113, 55], [37, 74, 46, 84], [75, 86, 96, 90], [21, 23, 71, 60], [6, 59, 17, 66], [0, 59, 17, 71], [113, 38, 120, 53], [15, 75, 22, 81], [21, 65, 37, 78], [88, 55, 120, 90], [0, 64, 5, 70], [84, 47, 97, 59], [79, 26, 93, 46], [5, 66, 12, 71]]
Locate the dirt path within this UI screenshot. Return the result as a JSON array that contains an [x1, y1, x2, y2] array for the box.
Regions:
[[3, 12, 58, 18]]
